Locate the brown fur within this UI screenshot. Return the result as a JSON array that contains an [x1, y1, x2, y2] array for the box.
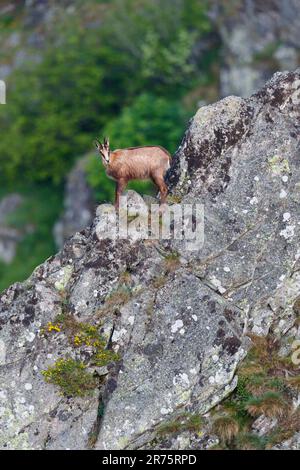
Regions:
[[95, 139, 171, 208]]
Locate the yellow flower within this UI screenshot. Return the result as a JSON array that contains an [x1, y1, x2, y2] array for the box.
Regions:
[[47, 322, 61, 332], [74, 335, 82, 346]]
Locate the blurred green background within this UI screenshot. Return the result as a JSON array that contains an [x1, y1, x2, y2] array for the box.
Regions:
[[0, 0, 220, 291]]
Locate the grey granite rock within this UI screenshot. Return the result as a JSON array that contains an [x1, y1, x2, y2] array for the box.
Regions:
[[53, 157, 95, 249], [273, 432, 300, 450], [1, 70, 300, 449], [0, 194, 24, 264], [210, 0, 300, 97]]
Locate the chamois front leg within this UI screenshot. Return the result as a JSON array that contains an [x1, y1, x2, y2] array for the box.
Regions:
[[115, 178, 127, 210]]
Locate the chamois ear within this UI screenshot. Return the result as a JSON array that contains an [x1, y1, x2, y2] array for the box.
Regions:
[[94, 139, 102, 150], [104, 137, 110, 148]]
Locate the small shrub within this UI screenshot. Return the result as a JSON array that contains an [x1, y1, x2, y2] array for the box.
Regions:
[[43, 311, 120, 368], [93, 348, 120, 367], [167, 194, 182, 204], [42, 358, 96, 397]]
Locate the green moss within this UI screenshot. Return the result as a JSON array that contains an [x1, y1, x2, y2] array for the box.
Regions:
[[164, 251, 180, 261], [42, 358, 96, 397]]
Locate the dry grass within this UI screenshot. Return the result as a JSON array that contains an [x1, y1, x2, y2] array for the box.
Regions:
[[293, 297, 300, 316], [149, 252, 181, 292], [98, 286, 132, 316], [212, 415, 239, 443], [118, 270, 132, 287], [145, 300, 155, 318], [213, 332, 300, 450], [157, 413, 203, 436], [265, 408, 300, 448], [246, 334, 276, 365], [246, 392, 287, 419], [163, 252, 181, 273], [286, 375, 300, 391], [152, 275, 167, 289]]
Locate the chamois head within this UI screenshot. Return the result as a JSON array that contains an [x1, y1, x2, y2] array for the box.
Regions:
[[95, 137, 110, 166]]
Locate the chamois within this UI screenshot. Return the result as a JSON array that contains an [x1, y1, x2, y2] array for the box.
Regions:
[[95, 137, 171, 208]]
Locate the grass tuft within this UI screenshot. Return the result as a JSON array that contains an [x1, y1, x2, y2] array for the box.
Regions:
[[245, 392, 287, 419], [157, 413, 202, 436], [212, 415, 239, 443]]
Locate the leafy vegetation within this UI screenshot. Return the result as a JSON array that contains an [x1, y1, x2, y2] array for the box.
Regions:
[[0, 0, 219, 291], [41, 310, 120, 395], [0, 0, 215, 185], [43, 310, 120, 368], [0, 184, 62, 292], [42, 358, 96, 397]]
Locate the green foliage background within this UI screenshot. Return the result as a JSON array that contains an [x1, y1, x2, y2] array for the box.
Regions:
[[0, 0, 219, 290]]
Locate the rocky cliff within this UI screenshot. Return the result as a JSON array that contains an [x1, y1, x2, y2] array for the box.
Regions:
[[211, 0, 300, 97], [0, 194, 24, 264], [1, 70, 300, 450], [53, 157, 95, 249]]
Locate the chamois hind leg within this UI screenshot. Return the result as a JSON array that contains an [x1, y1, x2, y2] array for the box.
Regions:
[[152, 174, 168, 205]]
